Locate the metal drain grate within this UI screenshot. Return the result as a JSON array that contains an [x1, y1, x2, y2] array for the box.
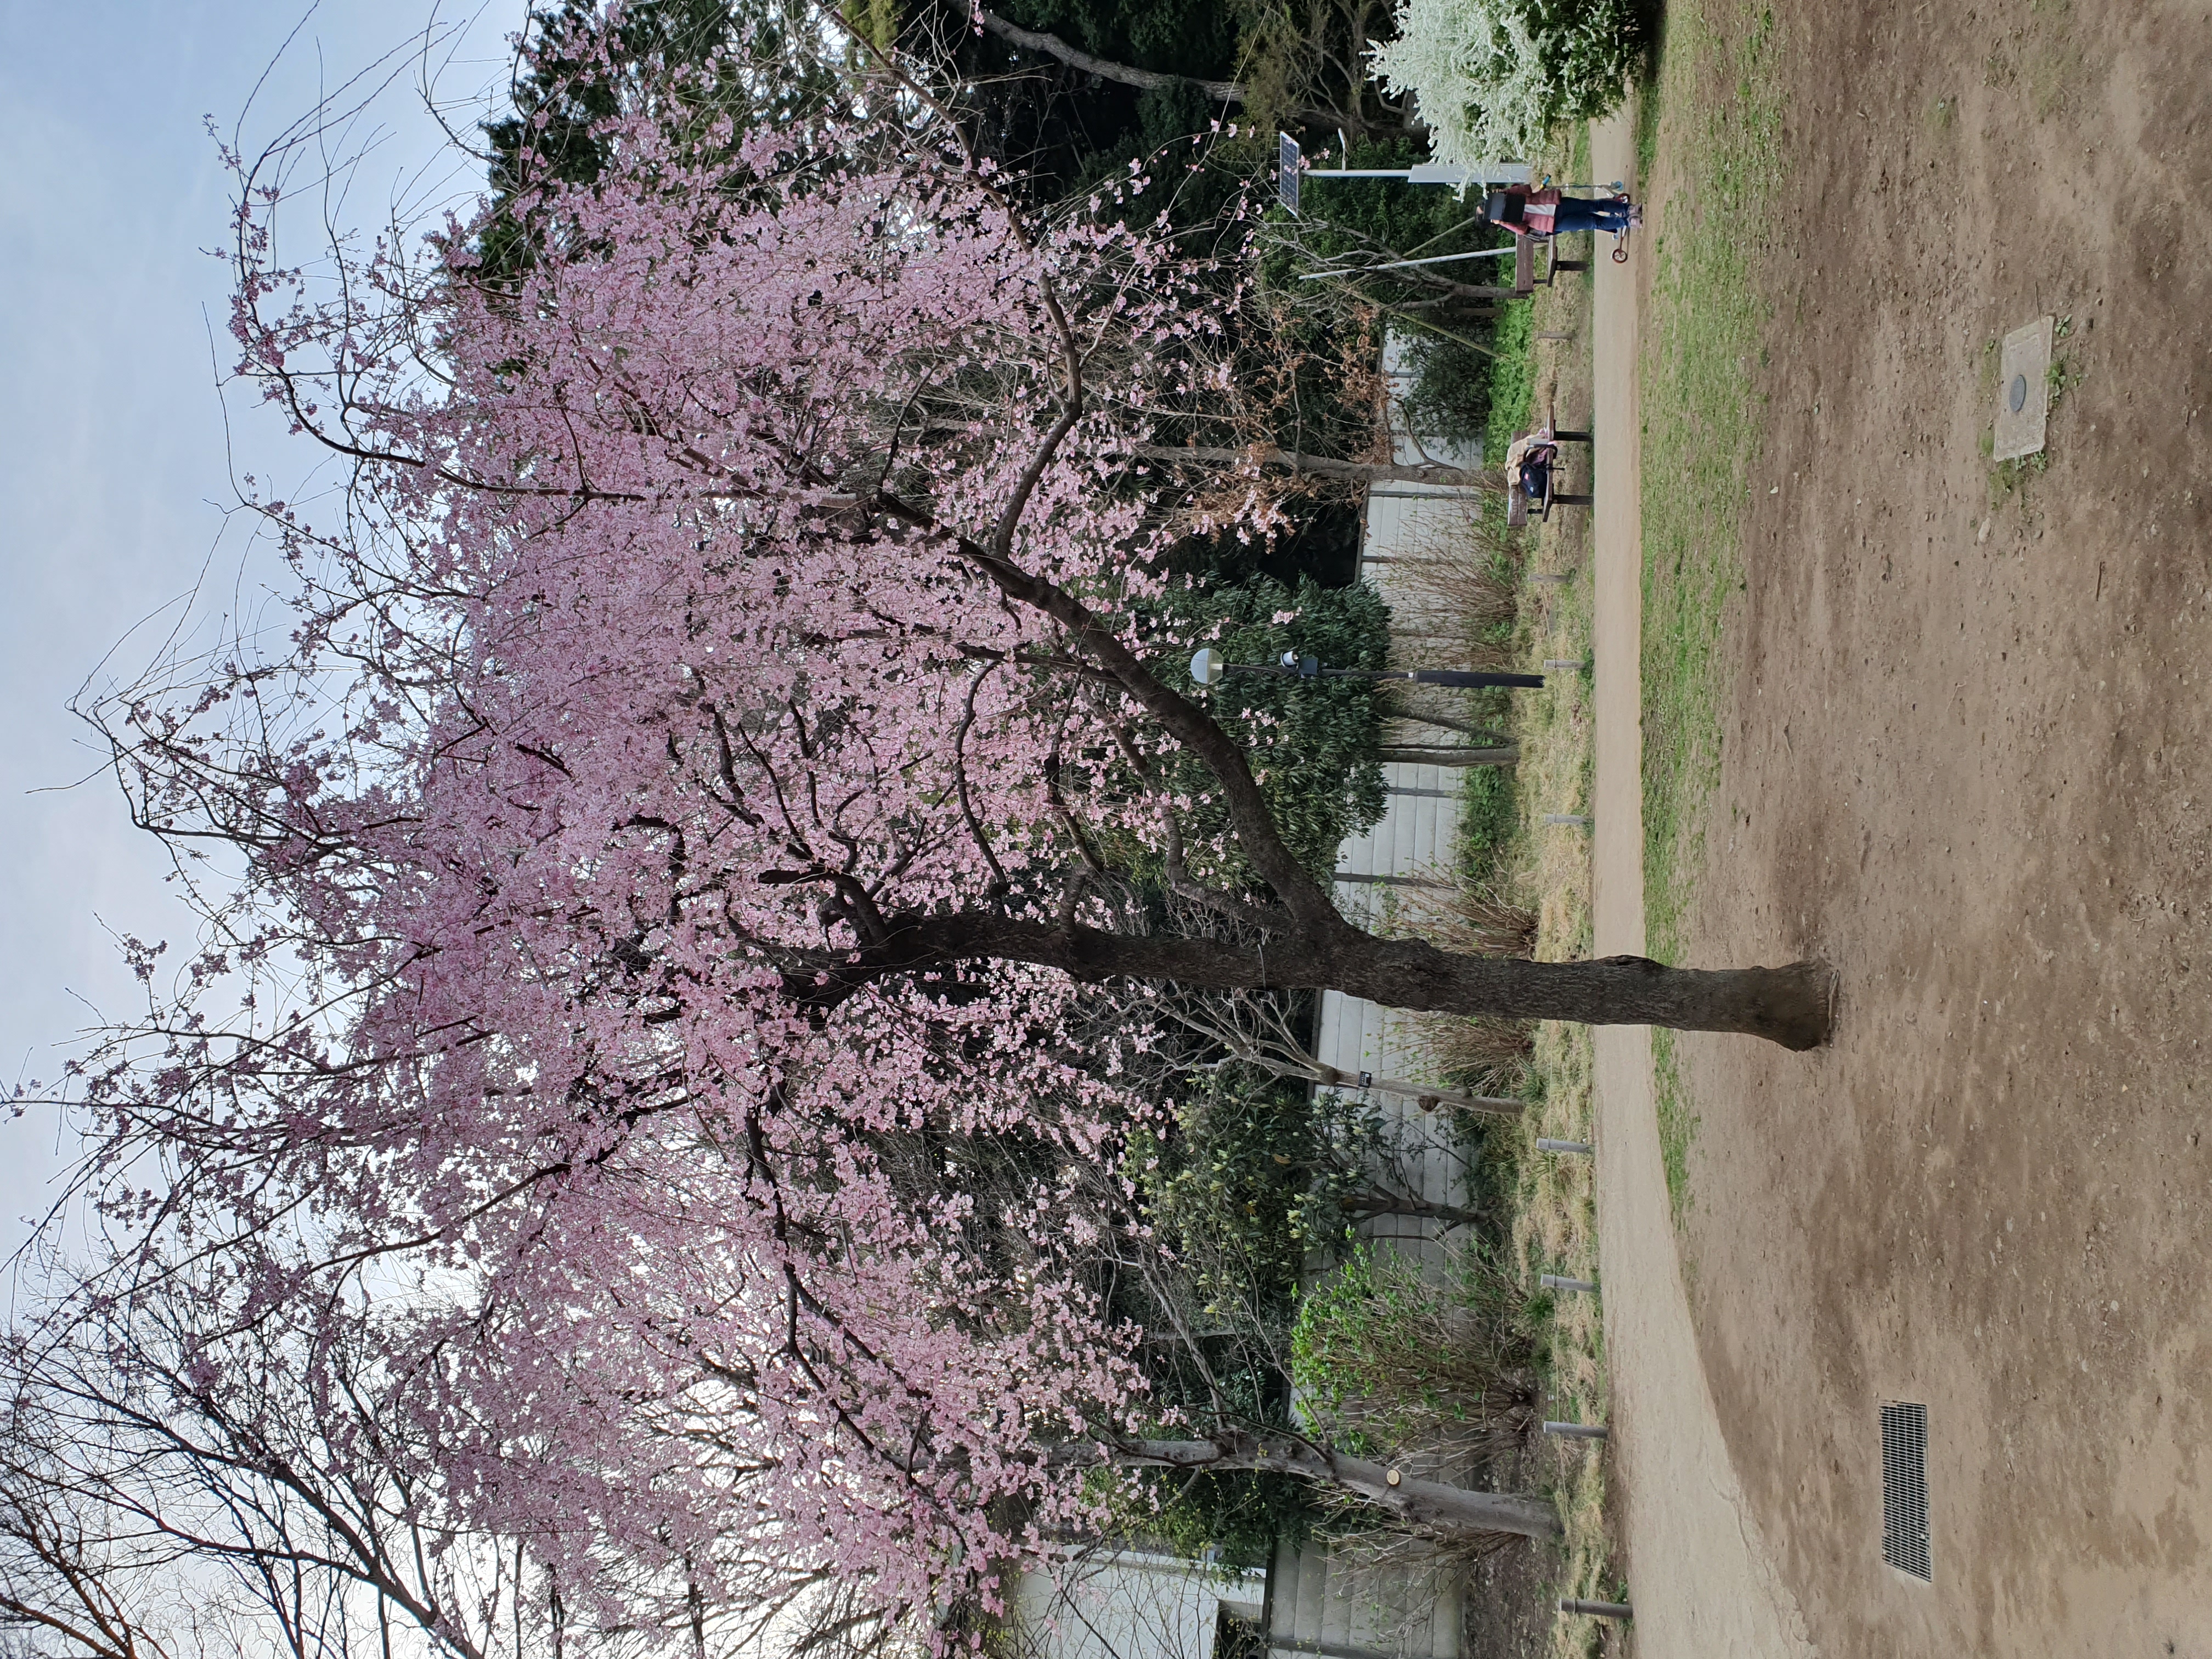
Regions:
[[1881, 1401, 1931, 1581]]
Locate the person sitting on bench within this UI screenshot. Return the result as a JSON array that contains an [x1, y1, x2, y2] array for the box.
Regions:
[[1482, 185, 1641, 238], [1504, 432, 1558, 504]]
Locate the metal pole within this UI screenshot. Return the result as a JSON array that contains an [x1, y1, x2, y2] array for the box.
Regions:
[[1534, 1138, 1593, 1155], [1558, 1599, 1632, 1621], [1351, 667, 1544, 690], [1542, 1421, 1610, 1441], [1540, 1274, 1598, 1294], [1298, 246, 1518, 280]]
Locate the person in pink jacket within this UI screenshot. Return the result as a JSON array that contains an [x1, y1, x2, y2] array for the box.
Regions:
[[1483, 184, 1641, 238]]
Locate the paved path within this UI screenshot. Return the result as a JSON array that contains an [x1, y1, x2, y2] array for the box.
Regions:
[[1583, 109, 1816, 1659]]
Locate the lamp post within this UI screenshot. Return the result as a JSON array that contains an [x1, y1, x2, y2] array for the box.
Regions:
[[1189, 647, 1542, 691]]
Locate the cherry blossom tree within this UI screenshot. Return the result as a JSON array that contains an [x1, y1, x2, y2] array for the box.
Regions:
[[0, 1260, 898, 1659], [52, 13, 1826, 1646]]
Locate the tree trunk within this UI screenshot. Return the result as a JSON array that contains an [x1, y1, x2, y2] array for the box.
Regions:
[[1305, 1063, 1523, 1118], [805, 913, 1835, 1049], [1374, 744, 1519, 768], [967, 10, 1412, 136], [1337, 1190, 1489, 1229], [1056, 1435, 1560, 1542], [868, 491, 1836, 1052], [1132, 443, 1498, 492]]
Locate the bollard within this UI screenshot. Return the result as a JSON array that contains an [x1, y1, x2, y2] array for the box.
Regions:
[[1535, 1138, 1593, 1155], [1543, 814, 1592, 828], [1558, 1599, 1632, 1621], [1541, 1274, 1598, 1294], [1543, 1421, 1610, 1441]]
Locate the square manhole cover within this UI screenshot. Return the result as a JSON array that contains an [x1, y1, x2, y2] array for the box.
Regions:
[[1993, 315, 2054, 461], [1882, 1401, 1931, 1582]]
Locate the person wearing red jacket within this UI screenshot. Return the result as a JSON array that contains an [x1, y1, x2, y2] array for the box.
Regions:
[[1482, 184, 1641, 238]]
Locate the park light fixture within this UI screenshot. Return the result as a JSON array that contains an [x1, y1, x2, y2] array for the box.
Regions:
[[1190, 646, 1542, 691]]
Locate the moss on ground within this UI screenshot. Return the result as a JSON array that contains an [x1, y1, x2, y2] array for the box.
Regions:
[[1639, 0, 1786, 1218]]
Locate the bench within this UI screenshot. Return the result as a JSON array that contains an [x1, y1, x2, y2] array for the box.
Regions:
[[1510, 235, 1593, 297]]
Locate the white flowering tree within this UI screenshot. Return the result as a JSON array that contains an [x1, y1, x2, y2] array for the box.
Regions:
[[1369, 0, 1646, 170]]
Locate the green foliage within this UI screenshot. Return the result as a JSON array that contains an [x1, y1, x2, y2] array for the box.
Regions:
[[946, 0, 1250, 228], [1482, 298, 1537, 464], [845, 0, 900, 52], [477, 0, 842, 279], [1058, 80, 1267, 241], [1397, 334, 1497, 448], [1120, 1066, 1325, 1562], [1370, 0, 1646, 165], [1128, 1069, 1318, 1318], [1143, 1467, 1317, 1567], [1290, 1242, 1540, 1457], [1525, 0, 1651, 119], [1456, 764, 1519, 888], [1137, 575, 1390, 885]]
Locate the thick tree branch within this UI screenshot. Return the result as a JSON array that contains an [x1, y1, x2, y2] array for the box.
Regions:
[[1133, 442, 1498, 491], [1049, 1433, 1560, 1541], [794, 912, 1835, 1048]]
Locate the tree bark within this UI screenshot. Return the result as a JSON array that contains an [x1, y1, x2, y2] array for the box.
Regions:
[[1336, 1189, 1491, 1229], [971, 8, 1245, 102], [1053, 1434, 1560, 1542], [966, 10, 1409, 136], [1133, 443, 1497, 492], [1374, 745, 1519, 768], [799, 912, 1835, 1049], [1303, 1063, 1523, 1118]]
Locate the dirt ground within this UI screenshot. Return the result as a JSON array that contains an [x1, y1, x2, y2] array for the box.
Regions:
[[1459, 1442, 1624, 1659], [1658, 0, 2212, 1651], [1460, 1534, 1563, 1659]]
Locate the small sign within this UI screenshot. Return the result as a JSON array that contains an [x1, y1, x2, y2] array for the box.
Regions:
[[1993, 315, 2053, 461], [1277, 131, 1300, 216]]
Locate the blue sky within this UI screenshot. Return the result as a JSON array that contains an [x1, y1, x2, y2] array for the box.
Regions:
[[0, 2, 516, 1250]]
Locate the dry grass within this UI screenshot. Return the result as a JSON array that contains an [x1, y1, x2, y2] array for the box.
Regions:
[[1418, 1013, 1536, 1099], [1378, 492, 1524, 676], [1482, 172, 1620, 1656], [1393, 871, 1540, 961]]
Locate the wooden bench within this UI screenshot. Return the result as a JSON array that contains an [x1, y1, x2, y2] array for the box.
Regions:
[[1510, 235, 1593, 297]]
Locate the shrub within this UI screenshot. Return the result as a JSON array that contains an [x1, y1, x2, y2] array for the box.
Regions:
[[1291, 1243, 1541, 1462], [1141, 574, 1392, 885], [1369, 0, 1647, 167]]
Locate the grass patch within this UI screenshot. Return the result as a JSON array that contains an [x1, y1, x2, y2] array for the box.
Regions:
[[1638, 0, 1786, 1219], [1648, 1028, 1698, 1226], [1641, 0, 1784, 966], [1457, 765, 1519, 885], [1500, 540, 1610, 1650], [1482, 299, 1538, 465], [1484, 213, 1611, 1646], [1633, 38, 1664, 188]]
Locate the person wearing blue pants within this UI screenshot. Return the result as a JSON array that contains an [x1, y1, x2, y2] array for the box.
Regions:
[[1482, 186, 1642, 239]]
